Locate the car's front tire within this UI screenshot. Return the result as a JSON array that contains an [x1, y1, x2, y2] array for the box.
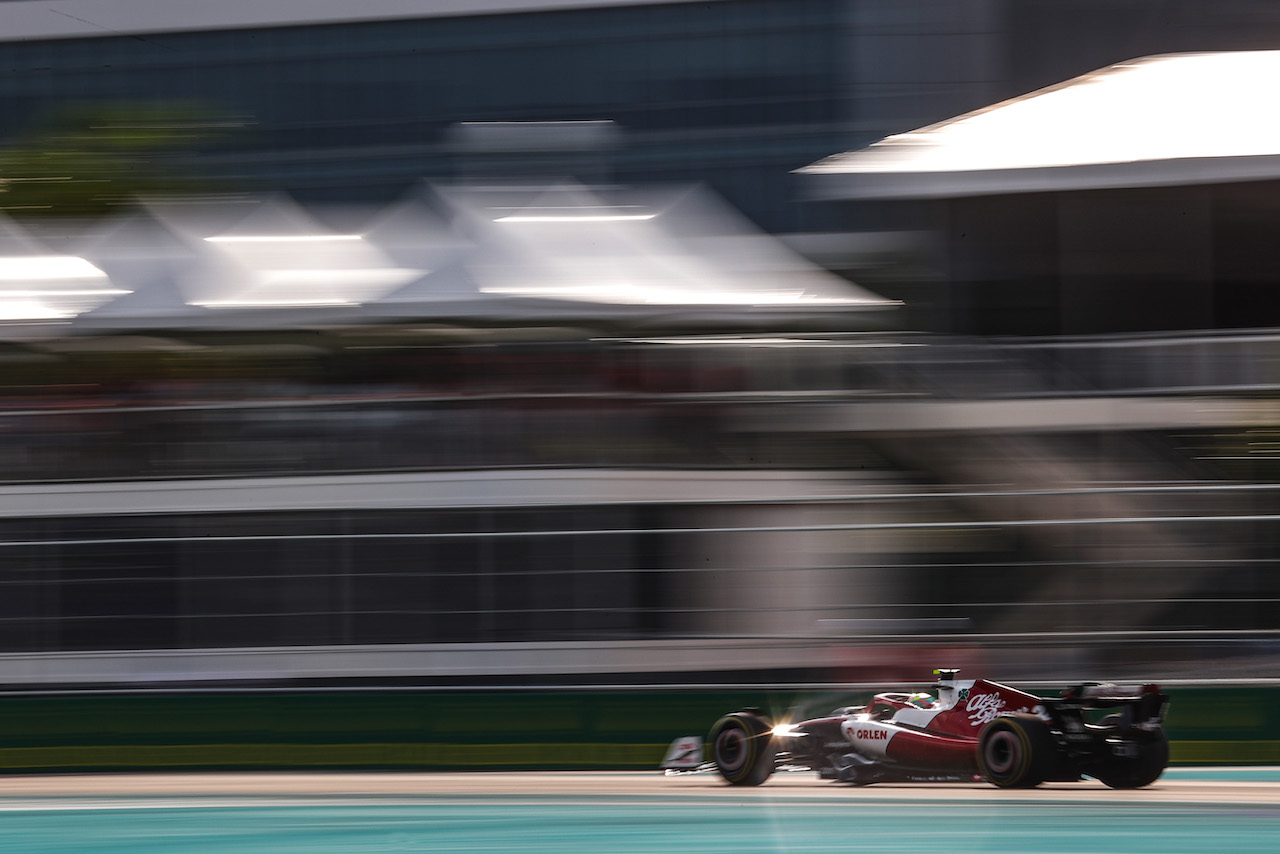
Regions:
[[977, 713, 1057, 788], [708, 712, 775, 786]]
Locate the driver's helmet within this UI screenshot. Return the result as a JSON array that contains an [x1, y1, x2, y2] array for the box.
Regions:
[[908, 692, 936, 709]]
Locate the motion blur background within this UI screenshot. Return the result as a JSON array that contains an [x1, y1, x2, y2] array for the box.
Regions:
[[1, 0, 1279, 768]]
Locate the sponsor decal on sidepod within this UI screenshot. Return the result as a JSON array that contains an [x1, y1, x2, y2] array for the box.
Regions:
[[840, 721, 894, 755]]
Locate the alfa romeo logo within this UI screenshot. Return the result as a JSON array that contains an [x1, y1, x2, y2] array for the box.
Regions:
[[965, 692, 1005, 725]]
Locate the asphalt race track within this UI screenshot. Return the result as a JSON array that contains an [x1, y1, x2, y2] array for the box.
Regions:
[[1, 770, 1278, 852]]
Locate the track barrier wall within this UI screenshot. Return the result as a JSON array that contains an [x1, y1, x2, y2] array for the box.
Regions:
[[0, 686, 1274, 773]]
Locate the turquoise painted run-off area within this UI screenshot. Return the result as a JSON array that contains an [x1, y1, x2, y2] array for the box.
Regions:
[[4, 801, 1279, 853], [2, 770, 1278, 854]]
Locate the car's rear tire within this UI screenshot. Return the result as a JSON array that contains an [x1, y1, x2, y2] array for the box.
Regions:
[[1092, 716, 1168, 789], [708, 712, 774, 786], [977, 713, 1057, 788]]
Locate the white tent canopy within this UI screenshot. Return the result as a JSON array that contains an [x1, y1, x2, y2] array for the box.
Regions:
[[0, 182, 896, 336], [437, 183, 882, 308], [799, 50, 1280, 200]]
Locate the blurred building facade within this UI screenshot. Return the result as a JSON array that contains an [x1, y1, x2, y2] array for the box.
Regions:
[[1, 0, 1275, 235], [0, 0, 868, 233]]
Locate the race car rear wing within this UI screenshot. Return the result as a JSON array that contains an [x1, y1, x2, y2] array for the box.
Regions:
[[1055, 682, 1168, 725]]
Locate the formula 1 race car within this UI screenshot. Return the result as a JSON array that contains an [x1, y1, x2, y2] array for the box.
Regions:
[[661, 670, 1169, 789]]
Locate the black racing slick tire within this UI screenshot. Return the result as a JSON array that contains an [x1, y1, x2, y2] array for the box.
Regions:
[[1092, 717, 1169, 789], [708, 712, 775, 786], [977, 714, 1058, 788]]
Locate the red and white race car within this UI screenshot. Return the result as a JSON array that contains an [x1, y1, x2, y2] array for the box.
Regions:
[[662, 670, 1169, 788]]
